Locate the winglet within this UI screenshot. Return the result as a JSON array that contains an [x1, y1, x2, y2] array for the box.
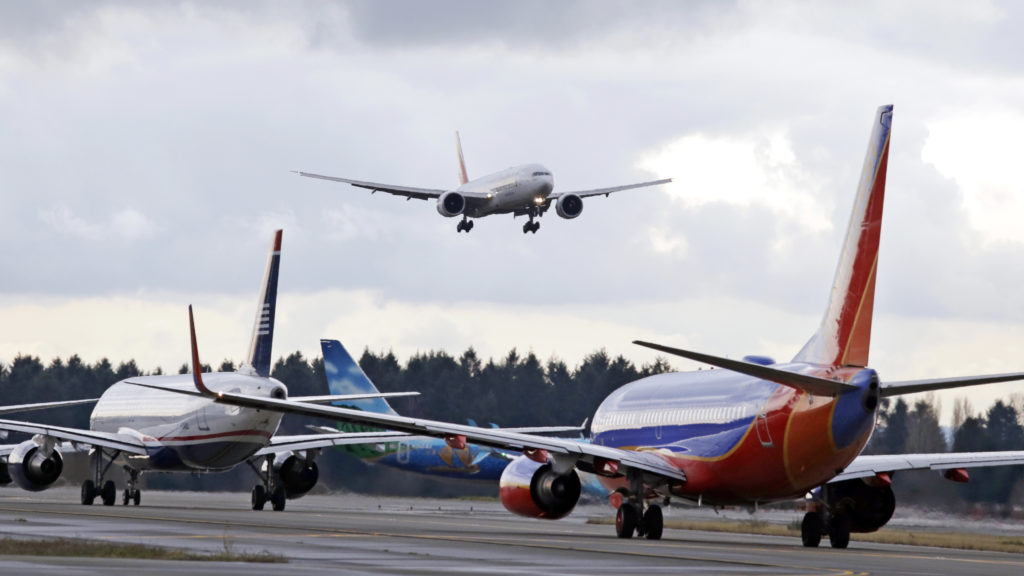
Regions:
[[188, 305, 213, 395], [455, 131, 469, 186]]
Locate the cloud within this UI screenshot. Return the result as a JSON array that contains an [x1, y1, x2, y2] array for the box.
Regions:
[[38, 205, 164, 242], [921, 109, 1024, 245]]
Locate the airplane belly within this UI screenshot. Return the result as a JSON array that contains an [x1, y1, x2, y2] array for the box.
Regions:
[[143, 439, 264, 472]]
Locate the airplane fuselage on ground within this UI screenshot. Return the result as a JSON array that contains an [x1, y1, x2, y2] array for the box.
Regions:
[[91, 374, 286, 472]]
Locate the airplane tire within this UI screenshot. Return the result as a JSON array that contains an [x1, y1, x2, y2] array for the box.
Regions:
[[81, 480, 95, 505], [271, 486, 287, 512], [101, 480, 116, 506], [251, 485, 266, 511], [643, 505, 664, 540], [801, 512, 822, 547], [122, 489, 130, 506], [829, 514, 851, 549], [133, 490, 141, 506], [615, 504, 638, 539]]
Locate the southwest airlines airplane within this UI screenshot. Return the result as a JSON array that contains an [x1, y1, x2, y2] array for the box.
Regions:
[[0, 231, 410, 510], [295, 132, 671, 234], [141, 106, 1024, 548]]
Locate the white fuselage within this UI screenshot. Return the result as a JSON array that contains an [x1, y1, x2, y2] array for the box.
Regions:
[[459, 163, 554, 217], [90, 373, 286, 472]]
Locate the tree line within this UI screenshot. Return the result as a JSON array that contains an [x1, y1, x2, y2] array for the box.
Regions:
[[3, 351, 1024, 508]]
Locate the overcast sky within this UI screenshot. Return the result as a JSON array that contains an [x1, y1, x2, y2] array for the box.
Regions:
[[2, 1, 1023, 424]]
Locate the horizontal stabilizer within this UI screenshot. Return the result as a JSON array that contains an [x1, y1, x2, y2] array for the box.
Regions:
[[632, 340, 857, 397], [881, 372, 1024, 397], [290, 392, 420, 404]]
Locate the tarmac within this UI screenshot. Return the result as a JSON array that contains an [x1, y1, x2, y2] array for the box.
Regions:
[[0, 487, 1021, 575]]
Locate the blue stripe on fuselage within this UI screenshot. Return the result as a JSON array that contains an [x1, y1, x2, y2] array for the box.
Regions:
[[591, 370, 780, 459]]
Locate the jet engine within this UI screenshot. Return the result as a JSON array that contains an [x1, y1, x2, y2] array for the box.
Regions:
[[8, 440, 63, 492], [555, 194, 583, 219], [263, 452, 319, 499], [436, 191, 466, 217], [499, 455, 581, 520], [823, 478, 895, 533]]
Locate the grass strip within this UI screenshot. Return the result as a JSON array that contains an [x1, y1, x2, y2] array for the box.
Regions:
[[587, 516, 1024, 554], [0, 537, 286, 563]]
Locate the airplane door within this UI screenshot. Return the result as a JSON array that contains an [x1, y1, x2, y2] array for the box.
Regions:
[[397, 441, 410, 464], [755, 412, 773, 447]]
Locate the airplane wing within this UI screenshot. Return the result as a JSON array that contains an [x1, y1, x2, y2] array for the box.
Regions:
[[830, 451, 1024, 483], [0, 418, 148, 454], [0, 398, 98, 415], [129, 380, 685, 482], [294, 171, 446, 201], [550, 178, 672, 199], [253, 430, 411, 456], [289, 392, 420, 404]]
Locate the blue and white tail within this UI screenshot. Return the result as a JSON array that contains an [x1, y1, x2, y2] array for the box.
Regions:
[[243, 230, 282, 377], [321, 339, 398, 415]]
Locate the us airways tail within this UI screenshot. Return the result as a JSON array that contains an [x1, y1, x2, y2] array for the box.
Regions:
[[321, 339, 398, 415], [241, 230, 282, 377], [794, 105, 892, 368]]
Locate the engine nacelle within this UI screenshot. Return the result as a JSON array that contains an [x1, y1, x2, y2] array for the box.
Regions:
[[263, 452, 319, 500], [555, 194, 583, 219], [499, 455, 581, 520], [8, 440, 63, 492], [824, 479, 896, 533], [436, 191, 466, 217]]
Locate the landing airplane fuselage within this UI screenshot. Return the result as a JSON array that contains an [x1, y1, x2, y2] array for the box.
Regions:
[[453, 163, 554, 218], [91, 373, 286, 472]]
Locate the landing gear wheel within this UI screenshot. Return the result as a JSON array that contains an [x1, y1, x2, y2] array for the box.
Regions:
[[101, 480, 116, 506], [466, 220, 474, 231], [829, 514, 851, 549], [523, 221, 540, 234], [122, 489, 130, 506], [81, 480, 96, 506], [457, 219, 474, 233], [643, 505, 664, 540], [133, 490, 141, 506], [615, 504, 639, 538], [251, 485, 266, 511], [270, 486, 287, 512], [801, 512, 823, 547]]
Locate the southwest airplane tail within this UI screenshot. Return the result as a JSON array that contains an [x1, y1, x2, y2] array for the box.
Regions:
[[794, 106, 891, 368]]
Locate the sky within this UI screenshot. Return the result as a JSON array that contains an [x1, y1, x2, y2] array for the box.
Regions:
[[2, 1, 1023, 425]]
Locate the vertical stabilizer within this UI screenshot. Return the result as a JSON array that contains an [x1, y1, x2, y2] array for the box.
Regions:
[[321, 339, 398, 415], [455, 131, 469, 186], [244, 230, 282, 377], [793, 105, 892, 368]]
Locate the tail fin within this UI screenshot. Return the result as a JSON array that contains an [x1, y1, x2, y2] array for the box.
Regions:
[[793, 105, 893, 368], [455, 131, 469, 186], [320, 339, 398, 415], [243, 230, 282, 377]]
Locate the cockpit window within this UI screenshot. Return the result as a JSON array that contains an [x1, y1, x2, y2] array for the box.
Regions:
[[532, 171, 551, 177]]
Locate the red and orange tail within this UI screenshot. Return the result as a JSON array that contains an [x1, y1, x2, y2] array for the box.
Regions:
[[794, 105, 893, 368]]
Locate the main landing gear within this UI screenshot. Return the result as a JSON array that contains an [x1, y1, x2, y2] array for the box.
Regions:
[[613, 470, 664, 540], [801, 508, 851, 549], [248, 454, 287, 511], [456, 217, 475, 233], [81, 448, 139, 506], [522, 220, 540, 234]]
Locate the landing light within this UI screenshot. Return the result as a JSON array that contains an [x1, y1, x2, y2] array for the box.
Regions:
[[533, 196, 544, 204]]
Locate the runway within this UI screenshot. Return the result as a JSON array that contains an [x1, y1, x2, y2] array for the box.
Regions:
[[0, 488, 1021, 575]]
